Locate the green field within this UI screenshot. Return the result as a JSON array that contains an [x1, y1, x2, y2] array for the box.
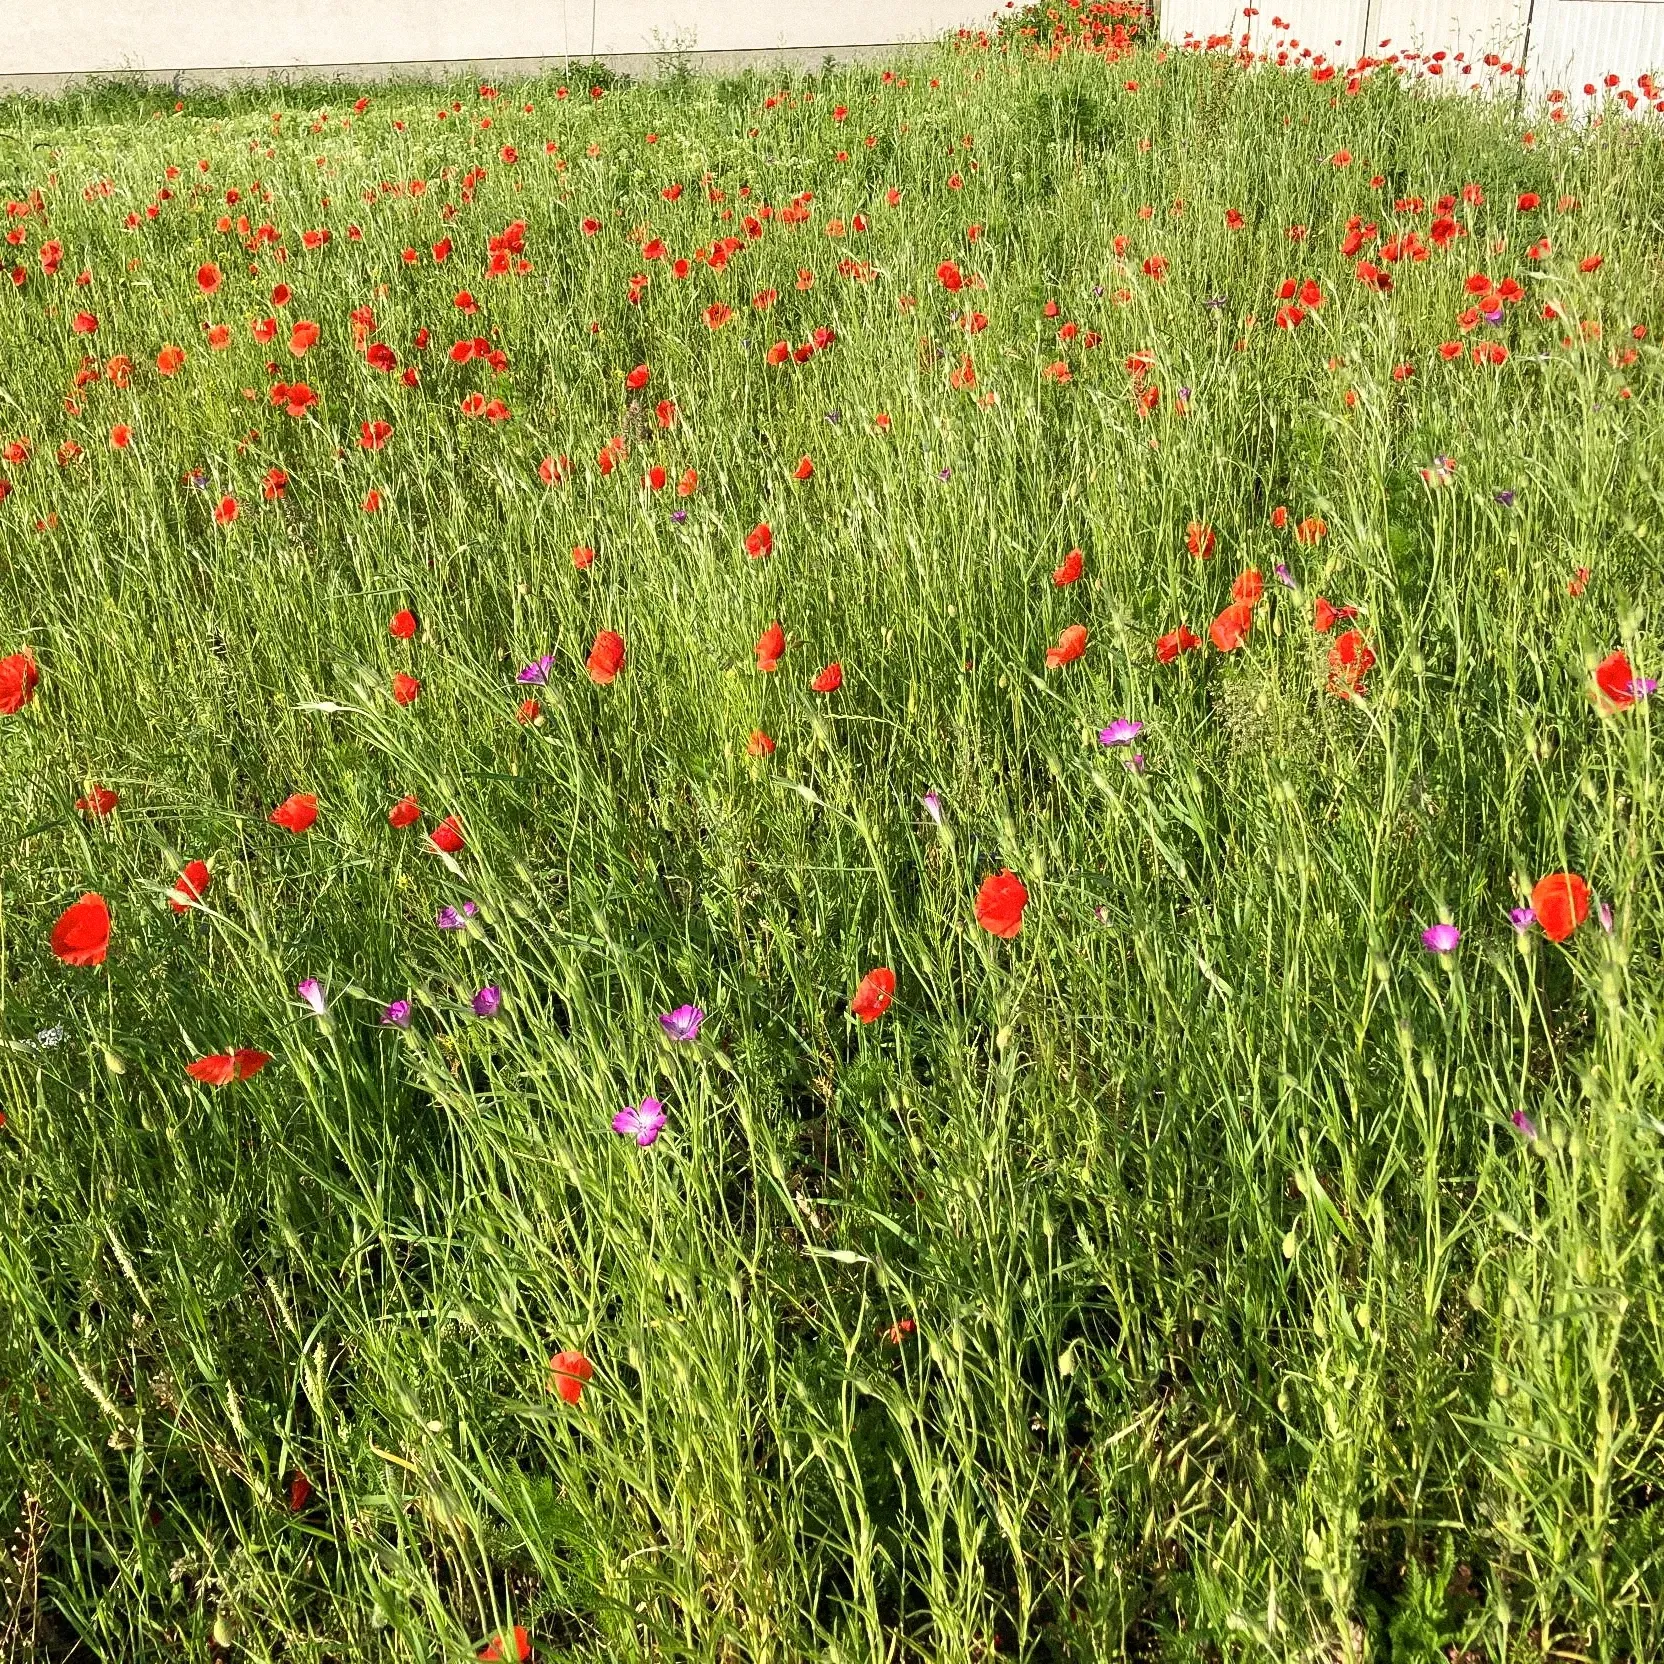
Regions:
[[3, 17, 1664, 1661]]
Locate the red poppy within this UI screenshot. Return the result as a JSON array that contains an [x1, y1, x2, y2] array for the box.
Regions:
[[793, 456, 814, 481], [755, 621, 784, 672], [1231, 568, 1264, 604], [169, 859, 211, 912], [110, 424, 132, 450], [366, 342, 397, 372], [71, 312, 98, 334], [975, 870, 1028, 939], [1185, 521, 1215, 559], [1531, 872, 1590, 943], [745, 523, 773, 559], [392, 673, 421, 706], [937, 261, 964, 291], [1327, 630, 1376, 698], [0, 650, 38, 713], [196, 262, 222, 293], [850, 966, 895, 1023], [747, 729, 776, 757], [359, 420, 393, 450], [587, 630, 625, 685], [388, 795, 421, 828], [1045, 625, 1087, 670], [1052, 548, 1083, 586], [478, 1627, 532, 1664], [389, 609, 417, 639], [288, 1472, 313, 1512], [156, 345, 186, 376], [808, 662, 842, 694], [1594, 650, 1640, 710], [429, 815, 465, 854], [1156, 626, 1202, 664], [1294, 516, 1327, 545], [1210, 601, 1254, 652], [269, 793, 318, 833], [549, 1350, 593, 1404], [76, 786, 119, 816], [51, 893, 110, 967], [702, 303, 733, 329], [625, 363, 650, 390], [185, 1049, 271, 1086], [289, 320, 320, 355], [677, 468, 698, 496], [643, 464, 666, 491], [656, 399, 677, 428], [517, 698, 541, 724]]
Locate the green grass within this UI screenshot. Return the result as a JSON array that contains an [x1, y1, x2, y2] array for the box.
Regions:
[[2, 28, 1664, 1662]]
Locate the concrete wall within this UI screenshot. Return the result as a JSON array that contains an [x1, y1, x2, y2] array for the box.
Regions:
[[0, 0, 988, 91]]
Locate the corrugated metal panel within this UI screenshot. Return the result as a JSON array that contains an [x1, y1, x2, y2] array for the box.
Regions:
[[1160, 0, 1371, 63], [1526, 1, 1664, 94], [1371, 0, 1527, 59]]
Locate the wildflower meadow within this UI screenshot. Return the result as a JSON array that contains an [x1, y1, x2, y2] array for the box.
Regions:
[[2, 10, 1664, 1659]]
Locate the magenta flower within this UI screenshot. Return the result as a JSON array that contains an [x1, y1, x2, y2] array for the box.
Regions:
[[612, 1097, 667, 1147], [1274, 562, 1296, 588], [1098, 719, 1143, 747], [1511, 1108, 1538, 1141], [1421, 923, 1461, 953], [437, 901, 478, 931], [1122, 752, 1146, 775], [517, 654, 555, 684], [471, 985, 502, 1018], [658, 1004, 705, 1042], [381, 999, 412, 1028], [921, 790, 943, 825], [296, 978, 327, 1016], [1509, 908, 1535, 933]]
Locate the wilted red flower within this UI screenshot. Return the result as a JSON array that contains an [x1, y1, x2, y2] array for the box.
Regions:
[[549, 1350, 593, 1404], [1327, 630, 1376, 698], [587, 630, 625, 684], [269, 793, 318, 833], [51, 892, 110, 967], [1156, 626, 1202, 663], [288, 1472, 313, 1513], [850, 966, 896, 1023], [975, 870, 1028, 939]]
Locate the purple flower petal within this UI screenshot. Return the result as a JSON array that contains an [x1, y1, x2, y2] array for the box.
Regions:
[[381, 999, 411, 1028], [516, 654, 555, 685], [658, 1004, 705, 1043], [1511, 1108, 1538, 1141], [1421, 923, 1461, 953], [296, 977, 327, 1016], [1098, 719, 1144, 747], [1493, 489, 1516, 506], [922, 790, 944, 825], [1598, 900, 1614, 933], [1508, 908, 1536, 933], [612, 1096, 667, 1147], [1630, 677, 1657, 700], [1274, 562, 1296, 588], [471, 985, 502, 1018], [1122, 752, 1146, 775]]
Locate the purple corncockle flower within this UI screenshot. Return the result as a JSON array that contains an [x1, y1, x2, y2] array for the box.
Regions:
[[1122, 752, 1146, 775], [1483, 306, 1504, 325], [659, 1004, 705, 1043], [1598, 900, 1614, 932], [612, 1097, 667, 1146], [1422, 923, 1462, 953], [381, 999, 412, 1028], [938, 468, 952, 481], [1631, 675, 1658, 700], [1099, 719, 1143, 747], [1509, 908, 1536, 933], [1275, 562, 1296, 588], [517, 655, 555, 684], [922, 790, 943, 825], [1511, 1108, 1538, 1141], [437, 901, 478, 931], [297, 978, 327, 1016], [1494, 489, 1516, 506], [471, 985, 502, 1018], [670, 508, 688, 523]]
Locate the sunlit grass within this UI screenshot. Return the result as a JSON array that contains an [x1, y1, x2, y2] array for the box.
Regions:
[[1, 31, 1663, 1663]]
